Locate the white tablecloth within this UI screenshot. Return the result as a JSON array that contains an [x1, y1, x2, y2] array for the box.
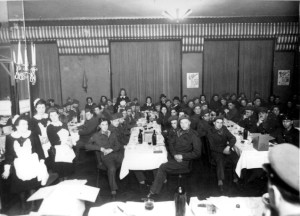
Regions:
[[89, 201, 194, 216], [223, 119, 269, 178], [119, 122, 168, 179], [189, 196, 265, 216]]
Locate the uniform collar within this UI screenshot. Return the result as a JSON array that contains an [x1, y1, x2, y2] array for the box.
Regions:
[[11, 130, 31, 139], [177, 129, 190, 137]]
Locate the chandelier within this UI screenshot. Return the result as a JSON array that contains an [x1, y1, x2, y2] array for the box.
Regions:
[[162, 8, 192, 23], [12, 0, 37, 85]]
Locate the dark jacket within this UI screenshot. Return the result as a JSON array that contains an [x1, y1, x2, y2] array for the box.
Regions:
[[124, 115, 136, 129], [210, 100, 221, 112], [168, 129, 202, 161], [87, 131, 122, 159], [141, 103, 155, 112], [226, 108, 240, 123], [132, 111, 143, 121], [108, 125, 127, 146], [157, 112, 171, 131], [207, 126, 236, 154], [276, 127, 299, 148], [237, 115, 257, 132], [251, 113, 281, 136], [190, 114, 201, 130], [197, 119, 212, 138], [77, 116, 99, 142]]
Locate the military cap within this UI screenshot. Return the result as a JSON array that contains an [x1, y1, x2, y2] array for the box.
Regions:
[[168, 115, 179, 123], [178, 114, 190, 123], [264, 144, 299, 192]]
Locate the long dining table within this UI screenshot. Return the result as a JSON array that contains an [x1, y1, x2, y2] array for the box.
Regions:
[[223, 119, 270, 178], [119, 119, 168, 179]]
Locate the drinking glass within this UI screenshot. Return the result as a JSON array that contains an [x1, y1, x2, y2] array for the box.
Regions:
[[144, 198, 154, 210]]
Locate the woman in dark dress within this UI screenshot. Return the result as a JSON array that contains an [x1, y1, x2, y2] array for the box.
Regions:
[[210, 94, 221, 112], [46, 108, 75, 181], [115, 88, 130, 113], [2, 115, 47, 212], [30, 98, 51, 160], [157, 105, 171, 133], [141, 96, 155, 112], [99, 95, 108, 107], [85, 97, 97, 110]]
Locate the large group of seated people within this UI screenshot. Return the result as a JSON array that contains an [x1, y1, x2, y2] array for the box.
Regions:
[[1, 88, 299, 212]]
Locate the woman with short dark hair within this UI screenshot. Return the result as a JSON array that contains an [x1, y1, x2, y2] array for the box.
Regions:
[[30, 98, 51, 159], [85, 97, 96, 110], [141, 96, 155, 111], [46, 108, 75, 181], [2, 115, 47, 213], [114, 88, 130, 113]]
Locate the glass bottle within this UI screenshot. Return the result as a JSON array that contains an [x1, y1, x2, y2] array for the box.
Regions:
[[152, 130, 157, 145], [243, 129, 248, 140], [138, 129, 143, 144], [174, 186, 186, 216], [146, 112, 150, 123]]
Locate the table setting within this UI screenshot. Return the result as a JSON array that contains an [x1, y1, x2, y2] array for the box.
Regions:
[[223, 119, 270, 177], [119, 119, 168, 179], [189, 196, 266, 216]]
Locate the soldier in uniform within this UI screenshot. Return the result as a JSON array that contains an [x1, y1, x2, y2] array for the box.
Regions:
[[276, 115, 299, 148]]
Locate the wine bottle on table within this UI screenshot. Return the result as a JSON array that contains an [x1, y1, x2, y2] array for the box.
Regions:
[[152, 130, 157, 145], [243, 129, 248, 140], [146, 112, 150, 123], [174, 186, 186, 216], [138, 129, 143, 144]]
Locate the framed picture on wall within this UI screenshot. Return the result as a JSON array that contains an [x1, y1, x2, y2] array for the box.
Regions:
[[187, 73, 199, 88], [278, 70, 290, 86]]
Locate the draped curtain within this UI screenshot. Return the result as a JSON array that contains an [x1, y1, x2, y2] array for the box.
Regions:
[[110, 41, 181, 103], [239, 40, 273, 101], [203, 41, 239, 100], [204, 40, 273, 101], [31, 43, 62, 104]]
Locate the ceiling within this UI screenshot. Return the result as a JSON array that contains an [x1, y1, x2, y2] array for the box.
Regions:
[[3, 0, 300, 21]]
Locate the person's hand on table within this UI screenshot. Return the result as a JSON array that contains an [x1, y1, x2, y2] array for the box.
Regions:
[[223, 146, 231, 155], [174, 154, 183, 162]]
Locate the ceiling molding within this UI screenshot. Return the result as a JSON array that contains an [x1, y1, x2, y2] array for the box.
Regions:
[[8, 16, 299, 27]]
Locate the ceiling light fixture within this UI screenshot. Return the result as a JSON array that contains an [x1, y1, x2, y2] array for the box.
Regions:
[[162, 8, 192, 22], [13, 0, 37, 85]]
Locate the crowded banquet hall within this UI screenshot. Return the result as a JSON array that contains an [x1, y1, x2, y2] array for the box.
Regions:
[[0, 0, 299, 215]]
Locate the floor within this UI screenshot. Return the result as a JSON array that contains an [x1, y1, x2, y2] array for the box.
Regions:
[[0, 150, 268, 215]]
